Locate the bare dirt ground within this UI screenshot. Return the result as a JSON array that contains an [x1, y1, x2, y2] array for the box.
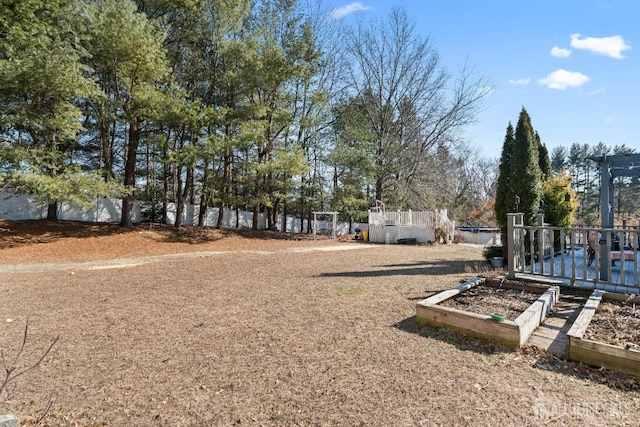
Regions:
[[1, 220, 639, 426]]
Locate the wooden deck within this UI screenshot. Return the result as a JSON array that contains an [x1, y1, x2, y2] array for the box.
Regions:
[[516, 247, 640, 290], [519, 249, 638, 356]]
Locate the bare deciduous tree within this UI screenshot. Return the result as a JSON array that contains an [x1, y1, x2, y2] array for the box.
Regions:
[[343, 7, 492, 207]]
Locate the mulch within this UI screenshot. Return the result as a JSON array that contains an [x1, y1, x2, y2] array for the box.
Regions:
[[438, 282, 541, 320], [584, 299, 640, 347]]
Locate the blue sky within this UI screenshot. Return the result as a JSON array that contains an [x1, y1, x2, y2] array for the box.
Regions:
[[328, 0, 640, 159]]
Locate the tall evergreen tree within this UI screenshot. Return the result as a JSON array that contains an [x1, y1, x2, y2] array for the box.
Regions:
[[495, 107, 543, 256], [495, 122, 515, 246], [550, 146, 567, 174], [327, 98, 375, 227], [0, 0, 123, 218], [537, 134, 551, 179], [511, 108, 542, 226], [86, 0, 170, 227]]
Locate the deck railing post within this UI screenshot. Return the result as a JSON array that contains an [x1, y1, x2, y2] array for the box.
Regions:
[[537, 214, 545, 275], [507, 213, 522, 279]]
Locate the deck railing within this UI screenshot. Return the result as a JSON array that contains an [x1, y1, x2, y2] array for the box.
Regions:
[[369, 210, 437, 227], [507, 213, 640, 293], [368, 208, 455, 229]]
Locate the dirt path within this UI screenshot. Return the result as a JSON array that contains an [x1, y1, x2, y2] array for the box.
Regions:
[[0, 244, 370, 273]]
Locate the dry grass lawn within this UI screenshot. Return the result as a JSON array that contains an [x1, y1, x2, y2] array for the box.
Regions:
[[0, 220, 639, 426]]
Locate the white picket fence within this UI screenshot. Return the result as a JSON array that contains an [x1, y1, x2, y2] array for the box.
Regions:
[[0, 191, 360, 235]]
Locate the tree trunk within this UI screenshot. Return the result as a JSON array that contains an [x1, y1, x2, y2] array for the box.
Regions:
[[306, 206, 312, 234], [175, 201, 184, 228], [174, 163, 184, 228], [174, 164, 193, 229], [120, 120, 140, 228], [216, 151, 231, 229], [216, 200, 225, 229], [162, 140, 171, 226], [99, 114, 113, 181], [198, 155, 210, 227], [375, 176, 384, 204], [46, 200, 58, 220], [265, 206, 272, 229], [270, 198, 280, 231], [252, 203, 260, 230], [282, 200, 287, 233], [198, 191, 209, 227]]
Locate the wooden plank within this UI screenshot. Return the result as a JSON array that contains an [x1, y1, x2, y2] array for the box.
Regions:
[[417, 277, 484, 306], [569, 337, 640, 376], [530, 329, 567, 355], [515, 286, 559, 345], [513, 273, 565, 285], [416, 305, 520, 348], [485, 279, 554, 294], [567, 290, 604, 339], [602, 292, 640, 304]]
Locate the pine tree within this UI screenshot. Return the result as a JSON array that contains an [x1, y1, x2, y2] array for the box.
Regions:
[[495, 123, 515, 230], [86, 0, 170, 227], [537, 134, 552, 179], [0, 0, 124, 219], [495, 108, 544, 256], [550, 146, 567, 174], [511, 108, 542, 226]]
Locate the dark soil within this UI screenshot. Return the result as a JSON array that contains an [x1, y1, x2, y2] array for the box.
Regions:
[[439, 283, 542, 320]]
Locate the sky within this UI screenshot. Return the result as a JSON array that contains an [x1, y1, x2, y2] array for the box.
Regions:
[[327, 0, 640, 160]]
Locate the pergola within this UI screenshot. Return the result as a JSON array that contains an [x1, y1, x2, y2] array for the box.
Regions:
[[312, 211, 338, 241], [591, 153, 640, 280]]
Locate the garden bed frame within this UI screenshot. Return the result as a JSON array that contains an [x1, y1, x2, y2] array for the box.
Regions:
[[567, 289, 640, 376], [415, 277, 559, 348]]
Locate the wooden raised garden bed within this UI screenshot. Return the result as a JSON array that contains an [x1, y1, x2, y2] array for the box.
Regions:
[[567, 290, 640, 376], [415, 277, 559, 348]]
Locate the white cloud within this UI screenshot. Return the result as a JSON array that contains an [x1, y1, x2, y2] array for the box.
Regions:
[[570, 34, 631, 59], [508, 77, 531, 86], [328, 2, 371, 19], [550, 46, 572, 58], [538, 69, 590, 90]]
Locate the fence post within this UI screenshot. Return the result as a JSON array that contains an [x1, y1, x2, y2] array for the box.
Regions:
[[537, 214, 545, 275], [507, 213, 519, 279]]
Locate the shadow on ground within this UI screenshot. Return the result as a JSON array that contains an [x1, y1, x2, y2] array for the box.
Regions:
[[0, 219, 130, 248], [318, 259, 474, 278], [394, 316, 640, 392], [393, 315, 513, 355], [0, 219, 322, 248]]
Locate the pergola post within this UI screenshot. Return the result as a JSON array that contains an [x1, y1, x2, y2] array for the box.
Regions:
[[312, 211, 338, 241], [599, 159, 611, 281]]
